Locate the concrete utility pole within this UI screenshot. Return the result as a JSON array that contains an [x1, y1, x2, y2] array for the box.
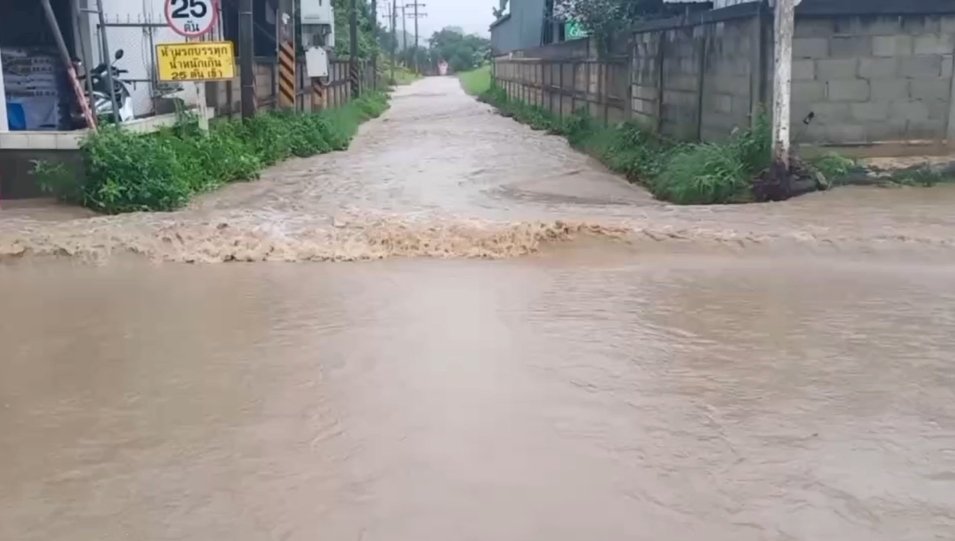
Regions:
[[371, 0, 378, 90], [391, 0, 397, 83], [240, 0, 255, 118], [401, 5, 407, 62], [772, 0, 796, 176], [350, 0, 359, 98], [405, 2, 426, 73]]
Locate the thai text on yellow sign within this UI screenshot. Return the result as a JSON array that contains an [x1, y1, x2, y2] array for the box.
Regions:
[[156, 41, 235, 82]]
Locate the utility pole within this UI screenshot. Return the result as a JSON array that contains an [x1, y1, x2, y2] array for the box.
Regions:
[[371, 0, 378, 90], [771, 0, 796, 191], [240, 0, 255, 118], [349, 0, 359, 98], [401, 5, 407, 63], [405, 2, 426, 73], [391, 0, 397, 83]]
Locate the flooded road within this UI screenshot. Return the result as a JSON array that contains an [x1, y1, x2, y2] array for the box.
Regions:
[[2, 77, 955, 540]]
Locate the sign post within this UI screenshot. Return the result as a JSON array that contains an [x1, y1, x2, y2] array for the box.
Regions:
[[164, 0, 221, 130]]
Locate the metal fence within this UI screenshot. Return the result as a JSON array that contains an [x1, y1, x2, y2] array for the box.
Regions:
[[92, 18, 199, 118]]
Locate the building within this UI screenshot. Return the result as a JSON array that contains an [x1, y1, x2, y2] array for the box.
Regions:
[[0, 0, 323, 198], [491, 0, 715, 56]]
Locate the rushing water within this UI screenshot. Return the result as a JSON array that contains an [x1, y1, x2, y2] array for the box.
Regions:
[[1, 78, 954, 540]]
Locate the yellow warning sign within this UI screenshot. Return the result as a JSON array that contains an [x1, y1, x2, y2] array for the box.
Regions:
[[156, 41, 235, 82]]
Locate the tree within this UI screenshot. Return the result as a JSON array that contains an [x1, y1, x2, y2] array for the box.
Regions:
[[555, 0, 672, 39], [331, 0, 383, 59], [428, 27, 490, 73]]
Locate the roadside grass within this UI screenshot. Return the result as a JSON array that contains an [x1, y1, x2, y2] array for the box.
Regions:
[[36, 93, 390, 214], [384, 61, 420, 86], [458, 65, 492, 96], [886, 167, 955, 187], [477, 83, 771, 205]]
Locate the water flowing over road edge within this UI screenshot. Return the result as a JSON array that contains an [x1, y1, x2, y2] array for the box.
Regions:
[[2, 77, 955, 263]]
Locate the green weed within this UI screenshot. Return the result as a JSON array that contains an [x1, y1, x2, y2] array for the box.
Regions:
[[39, 93, 390, 214], [458, 65, 492, 96], [809, 152, 855, 182], [477, 80, 770, 205]]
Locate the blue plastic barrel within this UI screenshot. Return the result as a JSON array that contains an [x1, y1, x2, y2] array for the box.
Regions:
[[6, 103, 26, 131]]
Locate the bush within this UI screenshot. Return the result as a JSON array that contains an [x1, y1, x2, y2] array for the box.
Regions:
[[477, 81, 773, 205], [653, 143, 753, 204], [809, 152, 855, 183], [40, 93, 389, 214], [81, 126, 193, 212]]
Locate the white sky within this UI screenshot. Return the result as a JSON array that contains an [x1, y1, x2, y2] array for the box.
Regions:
[[378, 0, 497, 38]]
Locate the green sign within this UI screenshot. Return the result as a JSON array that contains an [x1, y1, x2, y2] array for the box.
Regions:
[[565, 21, 588, 39]]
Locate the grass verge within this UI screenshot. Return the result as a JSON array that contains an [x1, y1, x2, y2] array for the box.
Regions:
[[477, 84, 770, 205], [37, 93, 389, 214], [458, 65, 491, 96]]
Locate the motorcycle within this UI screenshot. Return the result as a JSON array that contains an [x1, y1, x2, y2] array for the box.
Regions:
[[73, 49, 134, 127]]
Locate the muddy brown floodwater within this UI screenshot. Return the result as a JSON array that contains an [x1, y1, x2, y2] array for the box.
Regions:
[[2, 77, 955, 541]]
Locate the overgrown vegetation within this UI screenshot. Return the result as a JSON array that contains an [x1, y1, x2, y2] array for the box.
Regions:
[[554, 0, 702, 49], [809, 152, 855, 184], [886, 167, 955, 187], [458, 65, 491, 96], [38, 93, 389, 214], [477, 84, 772, 205]]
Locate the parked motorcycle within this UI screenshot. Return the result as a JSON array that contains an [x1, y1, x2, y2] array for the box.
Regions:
[[72, 49, 134, 127]]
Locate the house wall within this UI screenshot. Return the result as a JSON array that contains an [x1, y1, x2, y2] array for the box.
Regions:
[[79, 0, 207, 117], [490, 0, 547, 55]]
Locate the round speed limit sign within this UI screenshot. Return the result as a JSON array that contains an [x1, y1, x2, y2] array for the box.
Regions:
[[165, 0, 219, 38]]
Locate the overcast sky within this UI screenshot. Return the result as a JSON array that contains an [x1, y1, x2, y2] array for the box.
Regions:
[[379, 0, 497, 39]]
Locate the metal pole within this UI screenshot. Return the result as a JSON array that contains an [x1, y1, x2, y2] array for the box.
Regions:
[[42, 0, 97, 130], [772, 0, 795, 176], [240, 0, 256, 118], [94, 0, 121, 122], [350, 0, 359, 98]]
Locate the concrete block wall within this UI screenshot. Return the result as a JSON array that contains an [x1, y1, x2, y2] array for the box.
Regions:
[[700, 17, 759, 141], [495, 3, 955, 149], [631, 32, 663, 128], [792, 14, 955, 144], [660, 26, 704, 140], [629, 7, 763, 141]]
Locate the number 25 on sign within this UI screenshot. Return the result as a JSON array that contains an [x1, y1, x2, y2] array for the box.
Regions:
[[165, 0, 219, 38]]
